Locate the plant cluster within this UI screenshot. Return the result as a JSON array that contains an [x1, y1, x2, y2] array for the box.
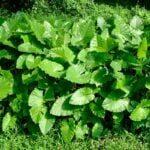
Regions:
[[0, 13, 150, 142]]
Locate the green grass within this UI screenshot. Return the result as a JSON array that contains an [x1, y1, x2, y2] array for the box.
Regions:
[[0, 130, 149, 150]]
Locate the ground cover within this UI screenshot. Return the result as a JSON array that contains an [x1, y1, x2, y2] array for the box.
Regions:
[[0, 131, 149, 150]]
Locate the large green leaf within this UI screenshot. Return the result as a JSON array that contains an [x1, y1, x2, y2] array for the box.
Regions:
[[113, 72, 131, 96], [26, 55, 41, 70], [66, 64, 91, 84], [90, 102, 105, 118], [137, 37, 147, 59], [48, 46, 75, 63], [16, 55, 27, 69], [0, 69, 13, 101], [97, 16, 107, 30], [92, 122, 103, 138], [44, 87, 55, 101], [130, 99, 150, 121], [39, 59, 64, 78], [18, 42, 43, 54], [139, 99, 150, 108], [39, 114, 55, 134], [30, 20, 55, 44], [50, 96, 75, 116], [30, 19, 45, 44], [75, 121, 88, 139], [110, 60, 123, 72], [8, 12, 30, 33], [2, 112, 16, 132], [85, 51, 110, 69], [130, 107, 149, 121], [112, 16, 131, 49], [28, 88, 43, 107], [130, 16, 143, 29], [71, 19, 95, 46], [90, 34, 117, 52], [29, 106, 47, 124], [10, 96, 23, 113], [90, 68, 111, 86], [102, 90, 129, 112], [70, 87, 95, 105], [77, 48, 88, 62], [61, 119, 75, 143], [0, 21, 11, 43]]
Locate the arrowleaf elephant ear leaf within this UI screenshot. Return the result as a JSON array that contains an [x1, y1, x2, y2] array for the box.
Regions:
[[18, 42, 43, 54], [2, 112, 16, 132], [110, 60, 123, 72], [0, 69, 14, 101], [137, 37, 147, 59], [48, 46, 75, 63], [28, 88, 43, 107], [90, 102, 105, 118], [29, 106, 47, 124], [39, 59, 64, 78], [130, 16, 143, 29], [75, 121, 88, 139], [102, 90, 129, 112], [50, 96, 75, 116], [26, 55, 41, 70], [130, 99, 150, 121], [44, 87, 55, 101], [65, 64, 91, 84], [92, 122, 103, 138], [71, 19, 95, 46], [39, 114, 55, 135], [97, 16, 107, 30], [61, 119, 75, 143], [130, 107, 149, 121], [70, 87, 95, 105]]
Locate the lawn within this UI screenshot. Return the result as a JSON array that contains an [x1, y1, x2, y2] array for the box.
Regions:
[[0, 131, 149, 150]]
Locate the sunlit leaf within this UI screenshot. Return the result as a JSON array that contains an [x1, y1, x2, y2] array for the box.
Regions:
[[102, 90, 129, 112], [29, 106, 47, 124], [0, 69, 13, 101], [28, 88, 43, 107], [61, 119, 75, 143], [137, 37, 147, 59], [2, 112, 16, 132], [70, 87, 95, 105], [75, 121, 88, 139], [39, 59, 64, 78], [50, 96, 75, 116], [39, 114, 55, 134], [66, 64, 91, 84], [130, 106, 149, 121]]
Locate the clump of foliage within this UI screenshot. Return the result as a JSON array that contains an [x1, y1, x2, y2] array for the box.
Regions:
[[0, 13, 150, 143]]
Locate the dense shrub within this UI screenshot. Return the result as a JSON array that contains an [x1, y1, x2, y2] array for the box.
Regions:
[[0, 13, 150, 142]]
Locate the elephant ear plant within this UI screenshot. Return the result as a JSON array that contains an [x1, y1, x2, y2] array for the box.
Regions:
[[0, 12, 150, 143]]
